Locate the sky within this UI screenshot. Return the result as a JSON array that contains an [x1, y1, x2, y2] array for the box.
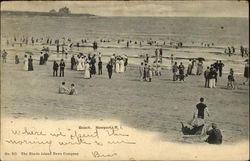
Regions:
[[1, 1, 249, 17]]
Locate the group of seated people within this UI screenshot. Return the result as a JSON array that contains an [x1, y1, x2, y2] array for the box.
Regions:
[[181, 97, 222, 145], [59, 82, 77, 95]]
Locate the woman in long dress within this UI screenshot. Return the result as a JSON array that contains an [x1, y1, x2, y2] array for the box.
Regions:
[[116, 58, 120, 73], [79, 57, 84, 71], [196, 60, 203, 75], [84, 62, 91, 79], [192, 59, 197, 75], [76, 56, 80, 71], [39, 52, 44, 65], [28, 56, 33, 71], [119, 58, 124, 73], [23, 55, 29, 71], [187, 59, 192, 75]]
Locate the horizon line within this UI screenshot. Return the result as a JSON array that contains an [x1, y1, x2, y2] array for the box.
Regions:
[[1, 10, 249, 18]]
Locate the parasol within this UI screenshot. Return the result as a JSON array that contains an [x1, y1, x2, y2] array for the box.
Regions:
[[196, 57, 205, 61]]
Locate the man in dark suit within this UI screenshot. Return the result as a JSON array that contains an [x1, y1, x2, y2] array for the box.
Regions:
[[204, 67, 210, 88], [59, 59, 65, 77], [106, 61, 113, 79], [71, 55, 75, 70]]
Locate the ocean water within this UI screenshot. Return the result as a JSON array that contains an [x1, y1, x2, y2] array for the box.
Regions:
[[1, 15, 249, 46]]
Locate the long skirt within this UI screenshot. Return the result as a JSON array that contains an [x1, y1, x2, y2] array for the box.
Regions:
[[24, 61, 28, 71], [120, 63, 124, 73], [84, 69, 90, 78], [116, 62, 120, 73], [197, 65, 203, 75]]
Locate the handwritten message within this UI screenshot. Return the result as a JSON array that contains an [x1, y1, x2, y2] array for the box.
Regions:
[[3, 123, 136, 159]]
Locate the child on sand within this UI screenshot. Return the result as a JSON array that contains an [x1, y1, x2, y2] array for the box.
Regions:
[[68, 84, 77, 95], [59, 82, 69, 94]]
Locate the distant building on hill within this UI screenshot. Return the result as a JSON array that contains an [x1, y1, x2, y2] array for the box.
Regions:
[[58, 7, 71, 15]]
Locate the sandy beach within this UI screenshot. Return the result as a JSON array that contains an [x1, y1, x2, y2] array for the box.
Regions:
[[1, 43, 249, 144]]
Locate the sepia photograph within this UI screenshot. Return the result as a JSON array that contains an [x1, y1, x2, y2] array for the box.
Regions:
[[0, 1, 249, 160]]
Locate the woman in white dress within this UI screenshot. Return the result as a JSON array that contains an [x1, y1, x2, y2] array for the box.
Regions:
[[23, 55, 29, 71], [79, 57, 84, 71], [76, 56, 80, 71], [192, 59, 197, 75], [116, 58, 120, 73], [84, 61, 90, 79], [119, 58, 124, 73]]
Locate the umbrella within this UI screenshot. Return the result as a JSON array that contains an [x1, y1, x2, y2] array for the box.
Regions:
[[41, 48, 49, 52], [197, 57, 205, 61], [25, 51, 33, 55]]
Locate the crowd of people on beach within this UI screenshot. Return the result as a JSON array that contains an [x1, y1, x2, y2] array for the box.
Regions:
[[138, 53, 163, 82], [1, 34, 250, 146], [1, 35, 249, 88]]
